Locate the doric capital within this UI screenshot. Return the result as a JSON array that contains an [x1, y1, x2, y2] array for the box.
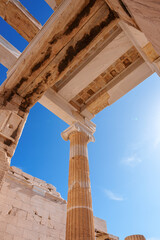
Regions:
[[61, 120, 96, 143]]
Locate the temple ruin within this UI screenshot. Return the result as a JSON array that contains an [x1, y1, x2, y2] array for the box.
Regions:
[[0, 0, 160, 239]]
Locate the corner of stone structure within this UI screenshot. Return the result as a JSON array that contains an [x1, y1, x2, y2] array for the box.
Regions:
[[0, 93, 29, 189], [8, 166, 66, 203]]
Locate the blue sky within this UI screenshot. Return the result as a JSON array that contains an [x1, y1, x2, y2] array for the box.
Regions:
[[0, 1, 160, 240]]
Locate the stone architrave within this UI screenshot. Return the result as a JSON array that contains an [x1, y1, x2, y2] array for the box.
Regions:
[[62, 121, 96, 240], [0, 94, 28, 188]]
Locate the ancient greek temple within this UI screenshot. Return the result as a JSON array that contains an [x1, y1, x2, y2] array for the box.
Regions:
[[0, 0, 160, 239]]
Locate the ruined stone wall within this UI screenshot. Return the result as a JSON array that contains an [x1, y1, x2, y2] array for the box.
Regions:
[[0, 166, 67, 240], [0, 167, 107, 240]]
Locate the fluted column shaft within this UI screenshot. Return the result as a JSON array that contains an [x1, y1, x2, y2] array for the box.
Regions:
[[66, 130, 95, 240], [125, 235, 146, 240]]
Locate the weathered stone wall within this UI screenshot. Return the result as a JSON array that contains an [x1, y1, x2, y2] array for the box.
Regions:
[[0, 167, 107, 240], [0, 166, 67, 240]]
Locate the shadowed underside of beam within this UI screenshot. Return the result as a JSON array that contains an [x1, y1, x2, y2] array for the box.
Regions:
[[0, 0, 119, 113], [0, 0, 159, 124]]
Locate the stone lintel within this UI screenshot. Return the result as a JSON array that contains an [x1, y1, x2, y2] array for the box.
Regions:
[[61, 120, 96, 143]]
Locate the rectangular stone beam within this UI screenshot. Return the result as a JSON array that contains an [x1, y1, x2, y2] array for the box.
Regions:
[[0, 0, 42, 42], [39, 88, 94, 125], [18, 2, 114, 96], [80, 57, 151, 115], [0, 34, 93, 124], [123, 0, 160, 56], [119, 21, 160, 76], [0, 0, 119, 113], [0, 35, 21, 69], [58, 29, 132, 101], [107, 60, 152, 105]]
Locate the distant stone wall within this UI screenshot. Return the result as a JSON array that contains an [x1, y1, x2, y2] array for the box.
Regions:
[[0, 167, 107, 240]]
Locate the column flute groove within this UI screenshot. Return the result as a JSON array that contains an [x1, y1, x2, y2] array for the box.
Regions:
[[62, 121, 96, 240]]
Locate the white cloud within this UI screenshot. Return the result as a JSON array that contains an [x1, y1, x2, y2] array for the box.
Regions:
[[104, 189, 124, 201], [122, 154, 142, 167]]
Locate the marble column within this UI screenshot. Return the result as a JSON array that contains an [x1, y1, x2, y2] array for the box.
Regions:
[[125, 235, 146, 240], [62, 121, 96, 240]]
